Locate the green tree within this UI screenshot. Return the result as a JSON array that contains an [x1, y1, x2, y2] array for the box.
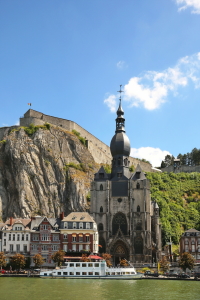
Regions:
[[11, 253, 26, 270], [0, 252, 6, 270], [51, 250, 65, 266], [179, 252, 195, 272], [33, 254, 44, 268]]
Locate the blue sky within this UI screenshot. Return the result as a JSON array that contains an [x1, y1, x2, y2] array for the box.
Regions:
[[1, 0, 200, 167]]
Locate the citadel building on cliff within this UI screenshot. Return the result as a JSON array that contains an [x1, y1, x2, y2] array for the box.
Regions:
[[90, 99, 162, 264]]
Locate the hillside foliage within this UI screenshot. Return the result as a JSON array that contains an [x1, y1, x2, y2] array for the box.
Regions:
[[161, 147, 200, 167], [147, 172, 200, 245]]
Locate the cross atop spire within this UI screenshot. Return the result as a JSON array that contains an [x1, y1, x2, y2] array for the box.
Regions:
[[117, 85, 124, 103]]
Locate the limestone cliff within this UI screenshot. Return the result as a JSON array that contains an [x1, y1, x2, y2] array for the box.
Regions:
[[0, 125, 98, 221]]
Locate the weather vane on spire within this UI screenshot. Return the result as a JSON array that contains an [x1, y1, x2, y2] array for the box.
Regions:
[[117, 85, 124, 103]]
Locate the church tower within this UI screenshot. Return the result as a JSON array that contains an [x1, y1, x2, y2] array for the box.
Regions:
[[90, 87, 161, 265]]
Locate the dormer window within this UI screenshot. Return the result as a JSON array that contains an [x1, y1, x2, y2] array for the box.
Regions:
[[64, 222, 68, 229], [117, 173, 122, 178], [79, 222, 83, 229], [99, 173, 104, 179], [73, 222, 77, 229], [86, 223, 90, 229], [136, 172, 140, 179]]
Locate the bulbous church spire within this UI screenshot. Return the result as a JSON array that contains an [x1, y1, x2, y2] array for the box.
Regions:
[[110, 86, 131, 158]]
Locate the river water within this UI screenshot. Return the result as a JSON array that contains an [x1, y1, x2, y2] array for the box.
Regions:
[[0, 278, 200, 300]]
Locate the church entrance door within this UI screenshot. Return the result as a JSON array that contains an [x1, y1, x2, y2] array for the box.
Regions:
[[110, 241, 129, 266]]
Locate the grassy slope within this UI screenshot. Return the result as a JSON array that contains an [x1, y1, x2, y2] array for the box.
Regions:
[[147, 172, 200, 245]]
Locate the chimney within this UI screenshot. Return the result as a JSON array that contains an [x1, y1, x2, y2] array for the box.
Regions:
[[10, 217, 13, 226], [60, 212, 64, 220]]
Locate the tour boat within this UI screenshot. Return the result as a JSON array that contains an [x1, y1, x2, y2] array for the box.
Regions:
[[40, 260, 141, 280]]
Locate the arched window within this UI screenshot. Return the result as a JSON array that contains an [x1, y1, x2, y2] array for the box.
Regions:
[[99, 236, 106, 253], [98, 223, 104, 231], [100, 184, 103, 191], [124, 158, 128, 166], [134, 237, 143, 254], [100, 206, 103, 213], [136, 223, 142, 230], [137, 205, 140, 212], [118, 157, 121, 166], [136, 182, 140, 189], [112, 213, 127, 236]]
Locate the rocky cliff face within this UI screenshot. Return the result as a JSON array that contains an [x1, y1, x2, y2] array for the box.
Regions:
[[0, 125, 98, 221]]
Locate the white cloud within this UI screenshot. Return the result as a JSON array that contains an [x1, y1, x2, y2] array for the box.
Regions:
[[131, 147, 171, 167], [104, 52, 200, 112], [176, 0, 200, 14], [117, 61, 126, 69], [15, 120, 19, 126], [104, 94, 117, 113]]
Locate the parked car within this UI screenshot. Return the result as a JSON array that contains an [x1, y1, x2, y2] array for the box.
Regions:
[[194, 272, 200, 279], [178, 273, 190, 278], [144, 270, 159, 277]]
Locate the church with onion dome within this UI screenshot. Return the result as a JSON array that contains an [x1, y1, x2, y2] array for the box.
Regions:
[[90, 87, 162, 265]]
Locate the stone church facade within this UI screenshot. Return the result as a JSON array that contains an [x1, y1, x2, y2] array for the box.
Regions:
[[90, 99, 161, 265]]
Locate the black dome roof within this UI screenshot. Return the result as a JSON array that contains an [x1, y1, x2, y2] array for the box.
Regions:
[[110, 132, 131, 157]]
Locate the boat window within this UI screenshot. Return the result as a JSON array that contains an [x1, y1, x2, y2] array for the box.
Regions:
[[89, 272, 93, 275], [70, 272, 74, 275], [76, 263, 80, 267], [116, 272, 120, 275], [76, 272, 80, 275], [57, 272, 61, 275], [94, 263, 99, 267], [88, 263, 93, 267], [44, 273, 47, 276], [131, 272, 135, 274], [82, 272, 87, 275], [82, 263, 87, 267], [111, 272, 115, 275], [122, 272, 125, 275], [126, 272, 130, 275], [63, 272, 68, 275], [95, 272, 99, 275], [70, 263, 74, 267]]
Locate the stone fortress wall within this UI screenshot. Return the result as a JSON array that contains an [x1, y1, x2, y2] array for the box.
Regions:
[[1, 109, 154, 172], [161, 165, 200, 173]]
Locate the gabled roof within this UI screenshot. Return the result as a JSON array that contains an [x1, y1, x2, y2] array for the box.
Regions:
[[30, 216, 60, 230], [130, 164, 146, 181], [4, 218, 31, 228], [94, 166, 109, 180]]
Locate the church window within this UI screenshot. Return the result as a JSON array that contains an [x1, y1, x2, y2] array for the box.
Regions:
[[100, 206, 103, 213], [99, 173, 104, 179], [136, 172, 140, 179], [100, 184, 103, 191], [136, 222, 142, 230], [124, 158, 128, 166], [98, 223, 104, 231], [118, 198, 122, 203], [134, 237, 143, 254], [137, 205, 140, 212], [112, 213, 127, 235], [136, 182, 140, 189], [118, 157, 121, 166], [117, 173, 122, 178]]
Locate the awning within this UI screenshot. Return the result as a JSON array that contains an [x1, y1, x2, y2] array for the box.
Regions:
[[72, 234, 76, 237], [79, 234, 83, 237], [85, 234, 90, 236], [88, 255, 103, 260]]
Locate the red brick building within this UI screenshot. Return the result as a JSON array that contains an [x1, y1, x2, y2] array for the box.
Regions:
[[30, 216, 61, 267]]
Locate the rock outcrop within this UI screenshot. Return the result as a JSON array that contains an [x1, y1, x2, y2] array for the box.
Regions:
[[0, 125, 98, 221]]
